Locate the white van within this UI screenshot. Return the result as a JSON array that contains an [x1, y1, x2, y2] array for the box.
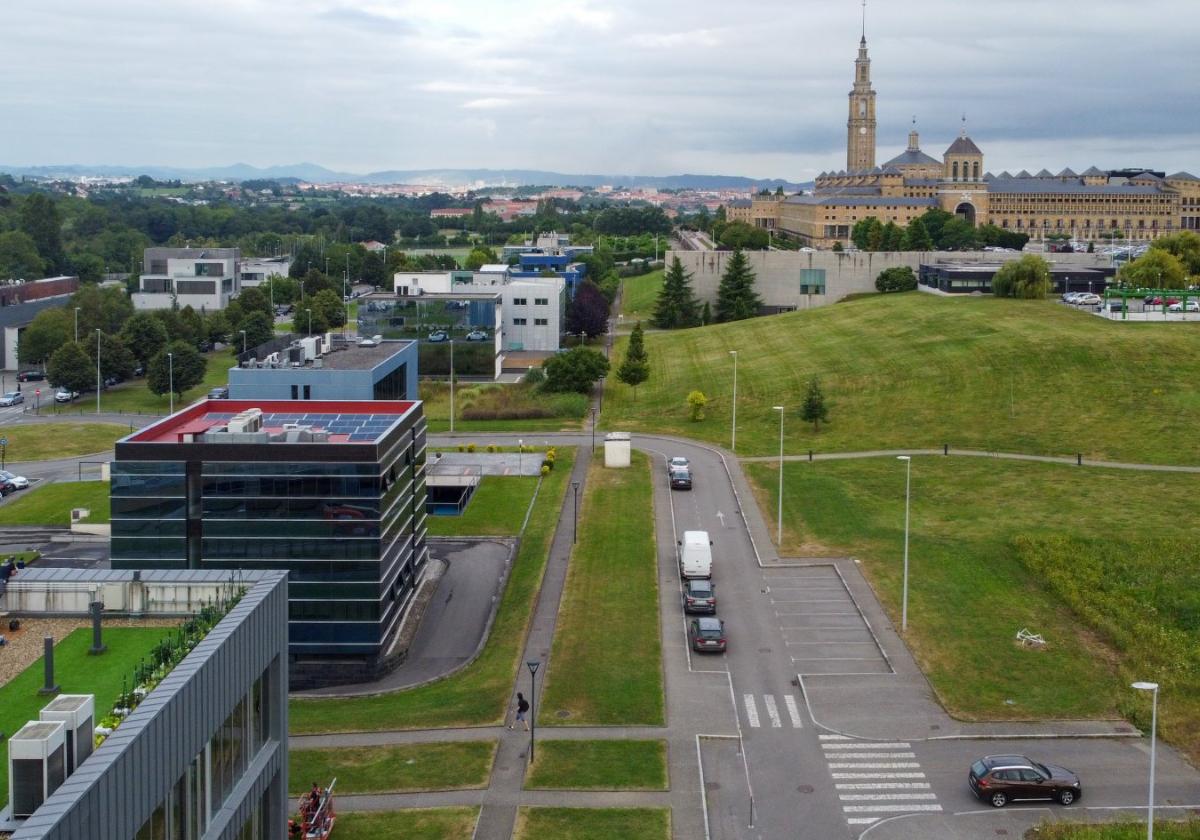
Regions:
[[679, 530, 713, 579]]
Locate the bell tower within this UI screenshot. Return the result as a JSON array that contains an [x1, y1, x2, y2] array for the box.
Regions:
[[846, 1, 876, 171]]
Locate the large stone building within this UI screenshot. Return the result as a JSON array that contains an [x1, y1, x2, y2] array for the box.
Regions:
[[750, 28, 1200, 249]]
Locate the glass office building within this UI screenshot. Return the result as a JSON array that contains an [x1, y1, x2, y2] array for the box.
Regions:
[[111, 399, 428, 687]]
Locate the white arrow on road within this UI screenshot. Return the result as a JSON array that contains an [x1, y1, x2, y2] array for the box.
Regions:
[[715, 511, 726, 528]]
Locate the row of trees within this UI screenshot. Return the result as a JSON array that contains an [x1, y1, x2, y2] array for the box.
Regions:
[[651, 253, 762, 330], [1116, 231, 1200, 288], [850, 209, 1030, 253]]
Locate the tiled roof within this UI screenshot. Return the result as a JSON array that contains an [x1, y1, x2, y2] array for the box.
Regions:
[[726, 199, 752, 208], [1081, 166, 1105, 176], [1015, 170, 1033, 178], [1167, 171, 1199, 181], [1035, 169, 1054, 177], [944, 136, 983, 155], [785, 195, 938, 208], [1057, 167, 1078, 177], [987, 178, 1166, 195], [882, 149, 941, 167]]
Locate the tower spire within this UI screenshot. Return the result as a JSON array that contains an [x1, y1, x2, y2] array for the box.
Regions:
[[861, 0, 867, 42]]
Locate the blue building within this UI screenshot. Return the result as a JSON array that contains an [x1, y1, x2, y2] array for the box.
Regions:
[[228, 337, 418, 402], [510, 253, 586, 295]]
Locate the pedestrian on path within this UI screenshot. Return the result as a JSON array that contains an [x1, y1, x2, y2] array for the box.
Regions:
[[510, 692, 530, 731]]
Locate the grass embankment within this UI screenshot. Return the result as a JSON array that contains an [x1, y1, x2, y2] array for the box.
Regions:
[[620, 269, 663, 320], [43, 348, 238, 416], [0, 481, 110, 526], [426, 476, 538, 537], [744, 457, 1200, 760], [604, 293, 1200, 463], [1027, 821, 1200, 839], [420, 382, 587, 433], [515, 807, 670, 840], [288, 741, 496, 795], [525, 740, 668, 790], [0, 627, 171, 808], [289, 449, 576, 733], [539, 451, 662, 726], [0, 423, 128, 462], [332, 808, 479, 840]]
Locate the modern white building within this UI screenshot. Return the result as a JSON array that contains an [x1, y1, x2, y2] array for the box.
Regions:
[[133, 247, 240, 311], [392, 270, 474, 296], [501, 276, 565, 352], [473, 264, 511, 285], [239, 256, 292, 288]]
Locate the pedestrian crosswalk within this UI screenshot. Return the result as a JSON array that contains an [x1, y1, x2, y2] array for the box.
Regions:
[[742, 693, 804, 728], [819, 734, 942, 827]]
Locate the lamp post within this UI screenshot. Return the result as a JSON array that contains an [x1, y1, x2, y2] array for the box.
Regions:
[[729, 350, 738, 452], [590, 407, 597, 451], [305, 309, 312, 336], [518, 439, 523, 474], [449, 339, 455, 433], [772, 406, 784, 546], [1132, 681, 1159, 840], [167, 352, 174, 415], [897, 456, 912, 633], [240, 330, 247, 355], [572, 480, 580, 544], [525, 660, 540, 762], [74, 307, 81, 343], [95, 330, 101, 414]]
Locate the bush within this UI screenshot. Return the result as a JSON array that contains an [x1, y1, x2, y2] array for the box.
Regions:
[[540, 464, 550, 476], [466, 443, 477, 453], [687, 390, 708, 421], [523, 366, 545, 385], [541, 459, 553, 472], [875, 266, 918, 293]]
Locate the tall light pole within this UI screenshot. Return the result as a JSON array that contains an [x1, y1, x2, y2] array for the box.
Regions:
[[772, 405, 784, 546], [525, 660, 540, 763], [167, 352, 175, 415], [897, 456, 912, 633], [74, 307, 81, 343], [572, 480, 580, 543], [305, 309, 312, 336], [729, 350, 738, 452], [518, 439, 523, 474], [590, 407, 597, 451], [449, 339, 455, 433], [95, 329, 101, 414], [1132, 681, 1159, 840], [240, 330, 247, 355]]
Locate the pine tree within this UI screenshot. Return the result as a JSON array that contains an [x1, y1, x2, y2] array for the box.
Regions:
[[617, 321, 650, 398], [715, 250, 762, 323], [701, 301, 712, 325], [652, 256, 700, 329], [800, 377, 829, 432], [901, 217, 934, 251]]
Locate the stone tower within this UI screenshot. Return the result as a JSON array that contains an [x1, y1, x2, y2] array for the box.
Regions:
[[846, 22, 876, 172]]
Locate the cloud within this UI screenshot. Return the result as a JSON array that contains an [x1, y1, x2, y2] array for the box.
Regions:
[[462, 98, 514, 110]]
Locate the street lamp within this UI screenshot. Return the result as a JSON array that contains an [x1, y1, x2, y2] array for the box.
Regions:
[[590, 407, 597, 451], [167, 352, 175, 415], [572, 480, 580, 544], [449, 339, 455, 433], [74, 307, 81, 343], [95, 330, 101, 414], [1132, 681, 1160, 840], [518, 439, 523, 474], [525, 660, 540, 762], [239, 330, 247, 355], [772, 406, 784, 546], [305, 309, 312, 336], [897, 456, 912, 633], [729, 350, 738, 452]]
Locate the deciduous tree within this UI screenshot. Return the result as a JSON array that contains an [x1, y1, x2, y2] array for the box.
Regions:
[[85, 332, 137, 381], [235, 311, 275, 353], [541, 347, 609, 394], [19, 193, 65, 274], [875, 266, 918, 293], [119, 312, 169, 368], [565, 281, 609, 338], [0, 231, 45, 281], [687, 390, 708, 421], [47, 342, 94, 394], [147, 341, 206, 397], [992, 255, 1051, 298], [19, 308, 73, 366], [900, 217, 934, 251]]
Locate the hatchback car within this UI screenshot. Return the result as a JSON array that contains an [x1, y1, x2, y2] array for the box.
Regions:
[[427, 330, 450, 342], [0, 471, 29, 490], [688, 617, 726, 653], [465, 329, 489, 341], [16, 370, 45, 382], [667, 456, 689, 474], [208, 386, 230, 399], [1168, 300, 1199, 312], [683, 579, 716, 614], [54, 388, 79, 403], [0, 479, 17, 497], [1074, 293, 1101, 305], [968, 755, 1082, 808], [670, 468, 692, 490], [0, 392, 23, 407]]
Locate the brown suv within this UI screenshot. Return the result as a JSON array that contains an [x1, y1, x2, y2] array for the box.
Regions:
[[968, 755, 1082, 808]]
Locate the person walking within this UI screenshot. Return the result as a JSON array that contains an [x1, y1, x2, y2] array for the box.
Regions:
[[510, 692, 530, 731]]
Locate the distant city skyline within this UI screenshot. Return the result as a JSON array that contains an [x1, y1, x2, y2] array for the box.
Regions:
[[5, 0, 1197, 179]]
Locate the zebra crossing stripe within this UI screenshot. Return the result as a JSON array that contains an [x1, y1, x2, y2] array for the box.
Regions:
[[818, 734, 850, 741], [824, 751, 916, 759], [742, 694, 760, 728], [827, 762, 921, 769], [823, 742, 910, 750], [847, 818, 880, 825], [839, 793, 938, 801], [831, 772, 925, 780], [763, 695, 783, 728], [835, 782, 930, 790], [783, 694, 803, 728], [842, 804, 943, 813]]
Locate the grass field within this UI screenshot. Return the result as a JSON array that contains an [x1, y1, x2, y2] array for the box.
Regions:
[[419, 382, 588, 433], [0, 481, 110, 526], [288, 741, 496, 795], [743, 456, 1200, 759], [620, 269, 663, 320], [331, 808, 479, 840], [0, 627, 172, 808], [539, 451, 662, 726], [604, 293, 1200, 463], [514, 807, 670, 840], [524, 740, 668, 790], [289, 450, 575, 733], [426, 476, 538, 537], [0, 423, 129, 462], [1027, 820, 1200, 839]]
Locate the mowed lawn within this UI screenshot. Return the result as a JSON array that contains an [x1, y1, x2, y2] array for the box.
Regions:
[[426, 476, 539, 537], [419, 382, 588, 433], [1029, 821, 1200, 839], [514, 807, 670, 840], [538, 451, 662, 726], [288, 741, 496, 794], [604, 293, 1200, 464], [0, 481, 110, 526], [743, 457, 1200, 757], [0, 423, 129, 462], [525, 740, 668, 790], [620, 269, 663, 320], [289, 450, 575, 733], [332, 808, 480, 840]]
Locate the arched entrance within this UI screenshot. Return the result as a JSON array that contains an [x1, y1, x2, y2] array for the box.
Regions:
[[954, 202, 976, 226]]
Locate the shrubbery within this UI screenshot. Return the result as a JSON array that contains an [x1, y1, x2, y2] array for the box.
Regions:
[[875, 266, 918, 293]]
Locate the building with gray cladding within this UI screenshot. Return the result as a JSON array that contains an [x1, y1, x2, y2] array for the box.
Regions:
[[4, 568, 289, 840], [228, 335, 417, 402]]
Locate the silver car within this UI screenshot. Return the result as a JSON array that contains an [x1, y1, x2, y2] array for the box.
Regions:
[[0, 391, 23, 407]]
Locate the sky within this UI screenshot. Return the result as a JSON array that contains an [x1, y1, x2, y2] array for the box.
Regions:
[[4, 0, 1198, 180]]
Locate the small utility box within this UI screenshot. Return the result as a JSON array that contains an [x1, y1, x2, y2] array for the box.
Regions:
[[40, 694, 95, 773], [604, 432, 631, 468], [9, 720, 67, 818]]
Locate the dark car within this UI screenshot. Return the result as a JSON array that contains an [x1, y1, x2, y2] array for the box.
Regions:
[[0, 479, 18, 497], [16, 370, 45, 382], [968, 755, 1081, 808], [670, 468, 692, 490], [683, 579, 716, 614], [133, 365, 146, 378], [688, 617, 726, 653], [208, 386, 230, 399]]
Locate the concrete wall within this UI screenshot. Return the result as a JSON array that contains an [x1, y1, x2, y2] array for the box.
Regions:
[[667, 249, 1115, 310]]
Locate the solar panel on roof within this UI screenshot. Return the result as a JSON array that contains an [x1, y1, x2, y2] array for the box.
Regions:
[[348, 433, 378, 441]]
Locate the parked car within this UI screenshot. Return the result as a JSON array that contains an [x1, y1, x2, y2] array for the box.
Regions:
[[208, 386, 230, 399], [0, 391, 24, 407], [0, 471, 29, 490], [1061, 292, 1081, 303], [1148, 297, 1180, 306], [427, 330, 450, 342], [16, 370, 45, 382], [103, 375, 123, 388], [133, 365, 146, 378], [667, 456, 689, 474], [1074, 293, 1101, 305], [0, 479, 17, 497], [197, 340, 213, 353], [688, 617, 726, 653], [968, 755, 1081, 808], [54, 388, 80, 403], [678, 530, 713, 579], [464, 329, 489, 342], [1168, 300, 1199, 312], [682, 579, 716, 614], [669, 468, 692, 490]]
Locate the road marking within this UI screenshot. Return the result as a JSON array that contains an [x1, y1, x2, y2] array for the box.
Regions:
[[823, 742, 911, 750], [828, 762, 921, 769], [792, 656, 881, 661], [839, 793, 938, 802], [742, 694, 760, 728], [847, 818, 880, 825], [836, 783, 930, 790], [763, 695, 782, 728], [842, 804, 942, 813], [831, 772, 926, 779], [783, 694, 803, 728], [818, 734, 850, 741], [824, 752, 916, 759]]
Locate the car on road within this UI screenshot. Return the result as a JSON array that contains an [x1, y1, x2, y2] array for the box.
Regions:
[[669, 468, 692, 490], [667, 456, 689, 474], [54, 388, 80, 403], [968, 755, 1081, 808], [16, 370, 45, 382], [427, 330, 450, 342], [0, 478, 18, 497], [0, 392, 24, 407], [682, 579, 716, 614], [1168, 300, 1199, 312], [103, 375, 123, 388], [688, 617, 726, 652], [464, 329, 489, 341], [208, 386, 230, 399], [0, 471, 29, 490]]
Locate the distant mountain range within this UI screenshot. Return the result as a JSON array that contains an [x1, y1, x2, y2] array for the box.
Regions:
[[0, 162, 808, 191]]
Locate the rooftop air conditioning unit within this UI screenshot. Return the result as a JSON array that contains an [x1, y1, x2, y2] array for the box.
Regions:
[[373, 335, 383, 343], [9, 720, 67, 818], [227, 408, 263, 434], [39, 694, 94, 774], [357, 339, 376, 347]]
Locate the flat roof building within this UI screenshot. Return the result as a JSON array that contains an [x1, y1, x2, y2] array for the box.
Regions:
[[135, 248, 241, 312], [229, 334, 417, 402]]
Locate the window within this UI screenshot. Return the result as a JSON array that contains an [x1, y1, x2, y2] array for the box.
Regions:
[[512, 297, 527, 306], [534, 297, 549, 306], [302, 385, 311, 400], [513, 318, 527, 325], [534, 318, 548, 326]]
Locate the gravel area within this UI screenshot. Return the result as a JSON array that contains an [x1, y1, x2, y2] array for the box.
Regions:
[[0, 616, 179, 688]]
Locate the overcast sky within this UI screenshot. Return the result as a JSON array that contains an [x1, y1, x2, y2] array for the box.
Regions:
[[4, 0, 1197, 180]]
